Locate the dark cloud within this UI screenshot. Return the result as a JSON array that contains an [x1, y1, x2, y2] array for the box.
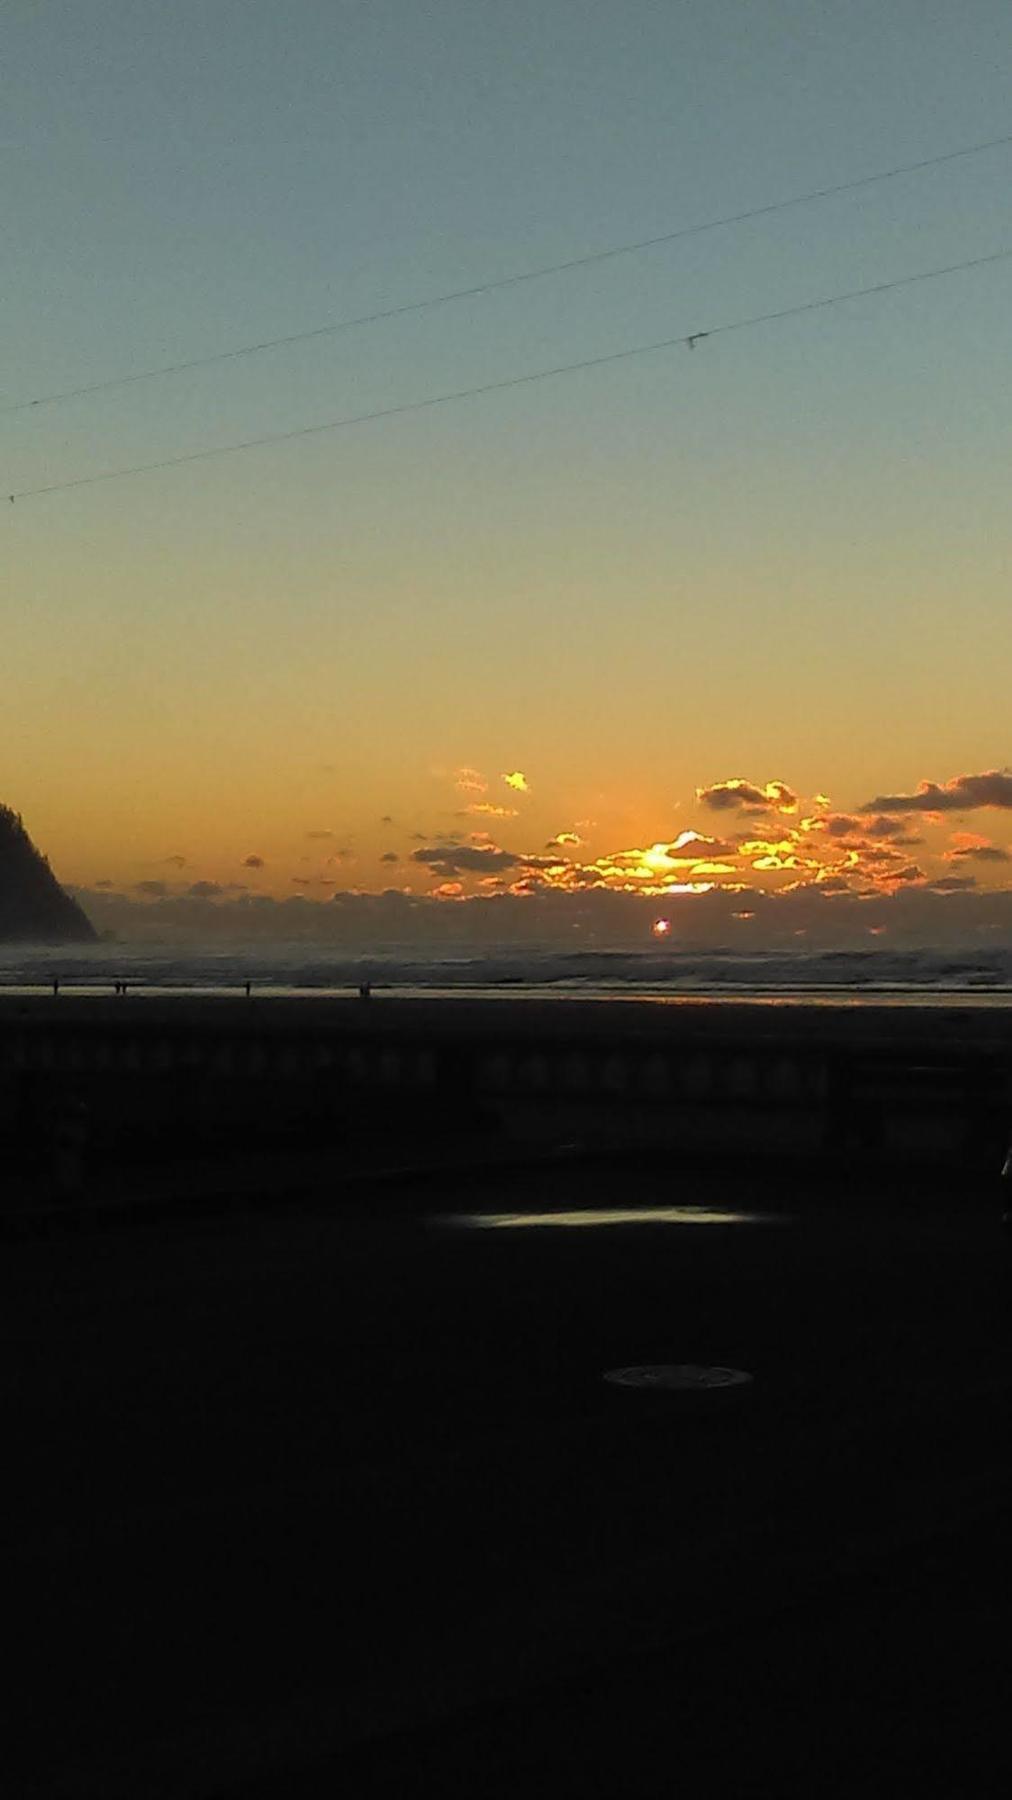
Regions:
[[74, 874, 1012, 952], [380, 815, 394, 826], [862, 770, 1012, 814], [697, 779, 798, 813], [242, 854, 265, 869], [187, 881, 223, 898], [412, 844, 519, 877], [878, 862, 925, 886], [948, 844, 1011, 863], [164, 853, 187, 868], [306, 830, 334, 840], [380, 852, 400, 864], [135, 880, 168, 898], [95, 878, 114, 889], [817, 814, 919, 849]]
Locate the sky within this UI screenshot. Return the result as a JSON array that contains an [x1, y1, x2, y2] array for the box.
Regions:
[[4, 1, 1012, 944]]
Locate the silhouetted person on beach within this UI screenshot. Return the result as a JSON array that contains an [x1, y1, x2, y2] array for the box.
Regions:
[[244, 980, 251, 997], [52, 978, 59, 998], [359, 981, 371, 1001]]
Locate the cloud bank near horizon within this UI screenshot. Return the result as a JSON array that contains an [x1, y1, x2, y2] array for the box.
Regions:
[[61, 763, 1012, 947], [68, 874, 1012, 952]]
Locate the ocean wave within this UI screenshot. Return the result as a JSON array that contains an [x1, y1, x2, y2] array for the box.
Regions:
[[3, 942, 1012, 996]]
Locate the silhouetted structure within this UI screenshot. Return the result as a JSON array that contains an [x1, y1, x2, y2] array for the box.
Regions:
[[0, 805, 96, 943]]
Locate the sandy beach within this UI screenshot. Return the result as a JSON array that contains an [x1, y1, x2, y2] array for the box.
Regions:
[[4, 1150, 1012, 1796]]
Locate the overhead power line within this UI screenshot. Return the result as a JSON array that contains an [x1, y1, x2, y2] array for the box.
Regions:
[[9, 242, 1012, 503], [4, 127, 1012, 418]]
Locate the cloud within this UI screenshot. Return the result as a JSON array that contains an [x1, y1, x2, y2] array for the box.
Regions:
[[864, 815, 917, 840], [818, 814, 908, 840], [547, 831, 584, 848], [380, 815, 394, 826], [947, 844, 1011, 864], [454, 768, 487, 795], [94, 878, 114, 889], [877, 861, 925, 886], [503, 770, 529, 793], [696, 779, 798, 814], [72, 874, 1012, 953], [468, 803, 519, 819], [164, 853, 187, 868], [862, 770, 1012, 814], [670, 829, 737, 856], [187, 881, 223, 898], [306, 829, 334, 839], [243, 854, 265, 869], [412, 844, 519, 877], [380, 851, 400, 864], [513, 838, 739, 896], [135, 880, 168, 898]]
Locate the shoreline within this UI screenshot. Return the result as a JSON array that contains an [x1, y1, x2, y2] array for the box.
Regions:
[[4, 985, 1012, 1040]]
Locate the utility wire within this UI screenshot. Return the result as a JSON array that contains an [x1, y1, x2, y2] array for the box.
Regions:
[[9, 242, 1012, 502], [4, 128, 1012, 417]]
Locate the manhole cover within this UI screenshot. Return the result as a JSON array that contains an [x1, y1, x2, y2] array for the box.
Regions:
[[604, 1364, 752, 1398]]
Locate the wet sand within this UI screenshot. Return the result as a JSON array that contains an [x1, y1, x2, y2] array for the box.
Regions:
[[5, 987, 1012, 1047], [4, 1160, 1012, 1796]]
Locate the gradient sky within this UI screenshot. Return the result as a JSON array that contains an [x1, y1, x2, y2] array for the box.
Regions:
[[4, 1, 1012, 929]]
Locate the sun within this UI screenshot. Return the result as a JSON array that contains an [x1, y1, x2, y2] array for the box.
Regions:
[[652, 918, 671, 937]]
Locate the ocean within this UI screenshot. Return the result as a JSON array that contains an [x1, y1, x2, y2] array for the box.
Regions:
[[3, 941, 1012, 1004]]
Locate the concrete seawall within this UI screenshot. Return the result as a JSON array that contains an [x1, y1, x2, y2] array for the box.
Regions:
[[2, 994, 1010, 1181]]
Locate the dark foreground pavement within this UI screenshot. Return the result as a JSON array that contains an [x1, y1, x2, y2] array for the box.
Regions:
[[3, 1162, 1012, 1797]]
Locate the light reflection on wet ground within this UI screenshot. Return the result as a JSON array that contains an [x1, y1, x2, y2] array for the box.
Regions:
[[436, 1205, 787, 1230]]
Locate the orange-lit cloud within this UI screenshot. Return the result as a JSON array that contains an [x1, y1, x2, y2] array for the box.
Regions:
[[503, 770, 529, 793], [945, 831, 1011, 864], [467, 803, 519, 819], [454, 767, 487, 795], [696, 778, 798, 814], [669, 829, 736, 855]]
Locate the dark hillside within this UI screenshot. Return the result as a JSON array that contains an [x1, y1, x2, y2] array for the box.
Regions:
[[0, 804, 96, 941]]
